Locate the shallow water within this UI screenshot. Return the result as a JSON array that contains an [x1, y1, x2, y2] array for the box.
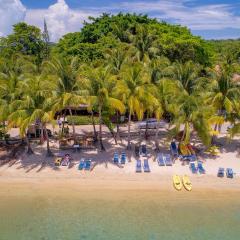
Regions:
[[0, 190, 240, 240]]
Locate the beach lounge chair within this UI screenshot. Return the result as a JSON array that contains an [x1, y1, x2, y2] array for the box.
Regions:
[[141, 144, 147, 156], [197, 161, 206, 174], [157, 153, 165, 166], [113, 152, 119, 164], [135, 145, 140, 157], [78, 158, 85, 170], [217, 167, 225, 177], [120, 152, 126, 164], [136, 160, 142, 173], [165, 154, 173, 166], [85, 159, 92, 170], [54, 157, 62, 166], [190, 162, 198, 174], [143, 159, 150, 172], [61, 154, 71, 166], [170, 142, 178, 157], [226, 168, 233, 178]]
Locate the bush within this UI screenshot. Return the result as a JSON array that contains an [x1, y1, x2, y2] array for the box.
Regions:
[[67, 115, 99, 125]]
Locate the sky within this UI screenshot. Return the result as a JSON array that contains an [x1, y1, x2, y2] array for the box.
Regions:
[[1, 0, 240, 42]]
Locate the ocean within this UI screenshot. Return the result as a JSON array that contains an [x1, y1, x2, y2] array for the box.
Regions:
[[0, 188, 240, 240]]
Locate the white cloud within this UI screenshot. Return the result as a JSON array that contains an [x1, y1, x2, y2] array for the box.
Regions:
[[0, 0, 240, 41], [25, 0, 99, 42], [0, 0, 26, 36], [114, 1, 240, 31]]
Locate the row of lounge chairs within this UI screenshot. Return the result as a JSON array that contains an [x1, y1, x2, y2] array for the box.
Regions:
[[136, 159, 150, 173], [218, 168, 234, 178], [189, 161, 206, 174], [78, 158, 92, 170], [157, 153, 173, 166], [113, 152, 127, 164]]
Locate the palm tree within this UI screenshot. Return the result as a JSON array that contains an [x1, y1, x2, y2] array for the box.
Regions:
[[170, 61, 205, 95], [104, 46, 129, 75], [208, 64, 240, 122], [43, 57, 86, 142], [170, 94, 212, 146], [132, 24, 158, 62], [115, 63, 150, 149], [154, 78, 178, 150], [148, 57, 171, 84], [8, 75, 54, 156], [80, 66, 125, 151]]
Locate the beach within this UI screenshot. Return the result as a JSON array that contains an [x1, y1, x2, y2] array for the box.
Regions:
[[1, 124, 240, 239]]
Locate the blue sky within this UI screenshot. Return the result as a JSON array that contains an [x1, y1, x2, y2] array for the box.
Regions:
[[1, 0, 240, 41]]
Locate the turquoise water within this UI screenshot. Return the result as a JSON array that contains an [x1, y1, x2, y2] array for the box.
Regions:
[[0, 192, 240, 240]]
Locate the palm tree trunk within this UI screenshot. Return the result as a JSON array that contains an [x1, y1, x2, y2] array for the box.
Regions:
[[127, 112, 131, 150], [98, 106, 105, 151], [44, 125, 53, 157], [69, 108, 76, 142], [40, 122, 44, 144], [116, 111, 121, 141], [155, 120, 160, 151], [145, 115, 149, 140], [91, 111, 97, 142], [25, 132, 34, 155]]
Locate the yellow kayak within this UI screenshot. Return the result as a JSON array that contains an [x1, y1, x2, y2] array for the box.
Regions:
[[182, 175, 192, 191], [173, 175, 182, 191]]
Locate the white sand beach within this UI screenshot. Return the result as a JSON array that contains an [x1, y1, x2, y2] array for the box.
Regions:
[[0, 123, 240, 193]]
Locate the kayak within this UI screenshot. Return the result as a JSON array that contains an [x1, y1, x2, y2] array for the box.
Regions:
[[182, 175, 192, 191], [173, 175, 182, 191]]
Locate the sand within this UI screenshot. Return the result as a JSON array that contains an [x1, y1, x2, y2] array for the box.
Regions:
[[1, 122, 240, 193]]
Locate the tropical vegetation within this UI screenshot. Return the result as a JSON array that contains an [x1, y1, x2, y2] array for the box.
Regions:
[[0, 13, 239, 155]]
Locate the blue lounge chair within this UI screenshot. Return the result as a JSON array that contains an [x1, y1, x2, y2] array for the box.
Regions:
[[190, 162, 198, 174], [120, 152, 126, 164], [85, 159, 91, 170], [165, 154, 173, 166], [78, 158, 85, 170], [136, 160, 142, 173], [141, 144, 147, 156], [113, 152, 119, 164], [170, 142, 178, 157], [157, 153, 165, 166], [217, 167, 225, 177], [143, 159, 150, 172], [226, 168, 233, 178], [198, 161, 206, 174]]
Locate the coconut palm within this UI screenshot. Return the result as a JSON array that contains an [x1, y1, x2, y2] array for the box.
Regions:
[[148, 57, 171, 84], [43, 57, 86, 141], [8, 75, 54, 156], [208, 64, 240, 119], [170, 61, 204, 95], [104, 46, 129, 75], [80, 66, 125, 151], [170, 94, 212, 146], [132, 24, 158, 62], [154, 78, 178, 149], [115, 63, 151, 149]]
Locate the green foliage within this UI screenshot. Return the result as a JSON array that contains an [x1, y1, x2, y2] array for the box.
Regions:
[[68, 115, 99, 125], [209, 39, 240, 64], [53, 13, 212, 65], [0, 23, 45, 68]]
